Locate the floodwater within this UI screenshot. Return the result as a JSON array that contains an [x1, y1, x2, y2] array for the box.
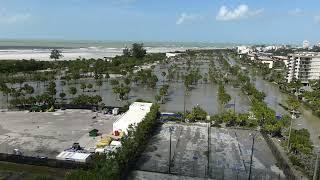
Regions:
[[228, 55, 320, 145], [253, 76, 320, 145], [0, 62, 251, 115], [1, 56, 320, 145]]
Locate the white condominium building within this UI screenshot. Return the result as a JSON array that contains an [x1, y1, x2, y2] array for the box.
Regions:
[[303, 40, 309, 49], [286, 53, 320, 83]]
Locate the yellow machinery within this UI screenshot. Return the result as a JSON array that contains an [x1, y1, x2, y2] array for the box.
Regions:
[[96, 137, 112, 148]]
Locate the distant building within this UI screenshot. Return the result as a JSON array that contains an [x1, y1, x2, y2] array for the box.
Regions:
[[166, 52, 180, 58], [263, 46, 277, 52], [273, 56, 289, 66], [286, 52, 320, 83], [236, 46, 252, 55], [258, 56, 274, 69], [303, 40, 310, 49]]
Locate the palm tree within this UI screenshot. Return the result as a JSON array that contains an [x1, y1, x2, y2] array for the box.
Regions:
[[69, 87, 77, 99], [0, 83, 11, 108], [154, 95, 161, 103], [87, 83, 93, 93], [159, 86, 168, 104], [161, 71, 166, 85], [50, 49, 63, 61], [96, 79, 103, 95], [105, 73, 110, 81], [60, 80, 66, 93], [80, 83, 86, 92], [59, 92, 66, 103], [218, 84, 231, 111]]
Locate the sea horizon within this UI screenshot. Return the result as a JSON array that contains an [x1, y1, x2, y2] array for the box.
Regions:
[[0, 38, 242, 49], [0, 39, 241, 60]]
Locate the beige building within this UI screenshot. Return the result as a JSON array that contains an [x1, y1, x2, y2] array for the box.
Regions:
[[286, 53, 320, 83]]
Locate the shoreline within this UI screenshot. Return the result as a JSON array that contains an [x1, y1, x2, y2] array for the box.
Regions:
[[0, 46, 191, 61]]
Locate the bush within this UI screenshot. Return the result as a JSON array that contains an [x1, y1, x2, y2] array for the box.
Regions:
[[135, 99, 152, 103], [289, 155, 304, 168], [186, 106, 207, 122]]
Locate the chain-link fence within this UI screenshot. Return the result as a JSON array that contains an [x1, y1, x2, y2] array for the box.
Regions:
[[136, 159, 285, 180]]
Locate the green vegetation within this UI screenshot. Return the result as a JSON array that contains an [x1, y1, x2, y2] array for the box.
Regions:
[[72, 95, 102, 105], [0, 43, 166, 110], [134, 69, 158, 88], [50, 49, 63, 61], [122, 43, 147, 59], [286, 96, 300, 112], [286, 129, 314, 176], [0, 161, 68, 179], [112, 84, 131, 101], [266, 48, 294, 56], [211, 111, 257, 128], [186, 106, 207, 122], [289, 129, 313, 154], [302, 86, 320, 117], [0, 60, 53, 73], [218, 84, 231, 108], [231, 50, 316, 177], [157, 84, 169, 104]]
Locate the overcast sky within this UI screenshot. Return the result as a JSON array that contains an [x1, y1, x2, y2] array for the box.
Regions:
[[0, 0, 319, 44]]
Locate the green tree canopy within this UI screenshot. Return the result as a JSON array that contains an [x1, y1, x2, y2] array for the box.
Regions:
[[50, 49, 63, 61]]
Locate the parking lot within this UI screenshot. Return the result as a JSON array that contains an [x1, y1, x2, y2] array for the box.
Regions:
[[134, 123, 285, 179], [0, 109, 118, 158]]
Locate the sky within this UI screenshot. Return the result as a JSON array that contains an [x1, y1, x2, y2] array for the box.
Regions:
[[0, 0, 319, 44]]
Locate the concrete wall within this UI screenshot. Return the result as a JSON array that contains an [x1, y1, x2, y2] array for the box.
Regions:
[[261, 132, 298, 180], [0, 152, 91, 170]]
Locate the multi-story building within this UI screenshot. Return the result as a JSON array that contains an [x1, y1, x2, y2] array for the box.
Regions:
[[286, 52, 320, 83], [303, 40, 310, 49]]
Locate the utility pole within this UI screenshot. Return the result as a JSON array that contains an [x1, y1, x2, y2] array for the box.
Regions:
[[207, 123, 210, 178], [183, 88, 186, 123], [233, 96, 236, 113], [313, 151, 319, 180], [287, 113, 294, 152], [168, 126, 173, 173], [248, 133, 256, 180]]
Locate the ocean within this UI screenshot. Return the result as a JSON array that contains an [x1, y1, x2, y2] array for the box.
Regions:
[[0, 39, 237, 61]]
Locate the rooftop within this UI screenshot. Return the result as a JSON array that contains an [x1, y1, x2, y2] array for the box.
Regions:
[[289, 52, 320, 58], [113, 102, 153, 133]]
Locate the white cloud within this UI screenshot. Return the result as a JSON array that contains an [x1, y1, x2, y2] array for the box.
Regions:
[[216, 4, 263, 21], [289, 8, 303, 16], [0, 9, 31, 24], [176, 13, 202, 25], [315, 15, 320, 24]]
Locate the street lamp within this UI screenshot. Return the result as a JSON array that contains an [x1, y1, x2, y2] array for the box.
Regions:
[[287, 111, 297, 152], [313, 145, 320, 180], [183, 88, 186, 122], [248, 132, 258, 180], [168, 126, 174, 173]]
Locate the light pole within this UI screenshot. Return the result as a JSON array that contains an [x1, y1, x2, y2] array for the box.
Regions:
[[233, 96, 236, 113], [183, 88, 186, 123], [168, 126, 174, 173], [287, 111, 296, 152], [313, 146, 320, 180], [248, 132, 257, 180]]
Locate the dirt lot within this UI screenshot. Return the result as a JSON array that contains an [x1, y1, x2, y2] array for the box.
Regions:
[[134, 122, 285, 180], [0, 109, 118, 158]]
